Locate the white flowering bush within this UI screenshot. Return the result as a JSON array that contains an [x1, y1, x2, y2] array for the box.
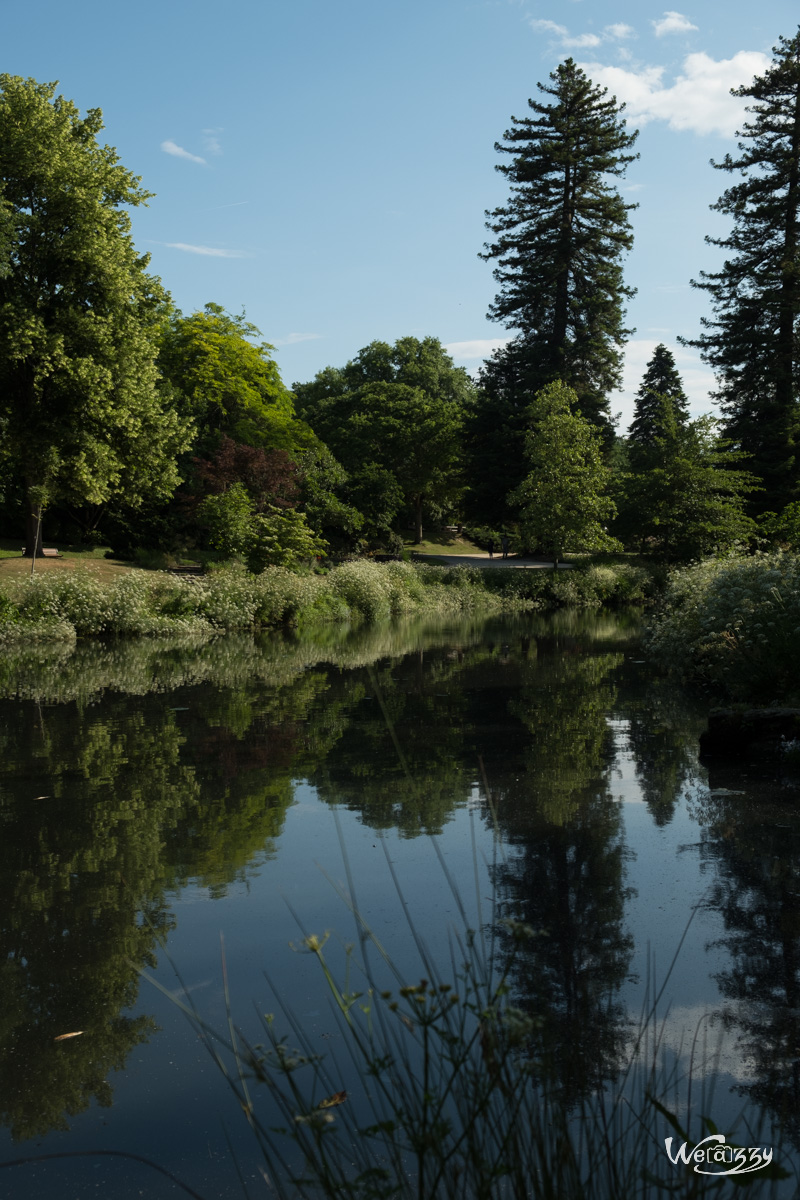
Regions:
[[329, 560, 394, 622], [15, 570, 117, 635], [645, 552, 800, 700], [1, 553, 653, 643]]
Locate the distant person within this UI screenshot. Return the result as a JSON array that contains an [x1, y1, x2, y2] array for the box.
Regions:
[[487, 538, 495, 559], [501, 534, 509, 559]]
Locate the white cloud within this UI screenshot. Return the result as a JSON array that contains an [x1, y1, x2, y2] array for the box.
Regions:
[[444, 338, 511, 361], [164, 242, 245, 258], [531, 19, 635, 50], [653, 11, 699, 37], [579, 50, 771, 136], [564, 32, 602, 49], [530, 19, 568, 38], [161, 139, 206, 165], [274, 332, 323, 346], [203, 128, 223, 155]]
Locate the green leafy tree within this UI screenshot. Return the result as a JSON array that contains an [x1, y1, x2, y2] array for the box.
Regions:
[[683, 32, 800, 513], [628, 343, 689, 447], [295, 337, 473, 544], [249, 506, 327, 571], [158, 304, 317, 456], [0, 76, 192, 557], [509, 382, 620, 566], [156, 304, 359, 552], [757, 499, 800, 548], [480, 59, 638, 440], [197, 481, 256, 559]]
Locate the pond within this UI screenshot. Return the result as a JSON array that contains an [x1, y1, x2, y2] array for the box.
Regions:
[[1, 611, 799, 1197]]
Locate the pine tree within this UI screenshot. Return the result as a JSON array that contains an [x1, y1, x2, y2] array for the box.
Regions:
[[617, 398, 757, 560], [684, 30, 800, 513], [480, 59, 638, 436], [628, 344, 689, 447]]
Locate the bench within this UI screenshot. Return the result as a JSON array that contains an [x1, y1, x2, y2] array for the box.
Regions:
[[21, 547, 62, 557]]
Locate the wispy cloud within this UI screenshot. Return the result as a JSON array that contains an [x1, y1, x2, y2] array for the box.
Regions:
[[444, 338, 511, 361], [653, 11, 699, 37], [203, 127, 223, 155], [164, 242, 246, 258], [161, 139, 206, 165], [530, 19, 635, 50], [274, 332, 323, 346], [579, 50, 770, 136]]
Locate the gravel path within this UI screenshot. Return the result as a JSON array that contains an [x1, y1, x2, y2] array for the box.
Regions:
[[412, 553, 573, 569]]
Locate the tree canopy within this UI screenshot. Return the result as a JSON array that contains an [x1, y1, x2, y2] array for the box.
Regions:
[[158, 303, 318, 458], [0, 76, 192, 555], [684, 31, 800, 513], [508, 381, 620, 565], [295, 337, 473, 544]]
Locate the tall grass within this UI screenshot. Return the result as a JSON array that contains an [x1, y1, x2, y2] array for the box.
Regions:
[[0, 559, 655, 643], [145, 835, 790, 1200]]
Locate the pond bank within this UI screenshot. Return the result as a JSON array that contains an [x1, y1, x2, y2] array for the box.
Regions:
[[0, 557, 655, 642]]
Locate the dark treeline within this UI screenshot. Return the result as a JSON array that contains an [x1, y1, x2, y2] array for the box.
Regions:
[[1, 32, 799, 565]]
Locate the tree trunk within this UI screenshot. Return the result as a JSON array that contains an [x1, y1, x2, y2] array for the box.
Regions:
[[24, 485, 44, 558], [414, 495, 423, 545]]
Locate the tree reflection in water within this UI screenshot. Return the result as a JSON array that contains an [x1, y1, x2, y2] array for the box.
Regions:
[[691, 774, 800, 1147], [0, 610, 719, 1159]]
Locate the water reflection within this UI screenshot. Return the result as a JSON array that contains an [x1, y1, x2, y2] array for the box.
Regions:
[[691, 775, 800, 1147], [2, 610, 782, 1175]]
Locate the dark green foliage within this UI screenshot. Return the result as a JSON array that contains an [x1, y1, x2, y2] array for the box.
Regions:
[[294, 337, 473, 545], [684, 31, 800, 513], [628, 343, 689, 447], [617, 399, 757, 560], [480, 59, 638, 439], [466, 338, 541, 525]]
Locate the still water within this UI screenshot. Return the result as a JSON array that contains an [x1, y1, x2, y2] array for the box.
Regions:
[[1, 612, 799, 1196]]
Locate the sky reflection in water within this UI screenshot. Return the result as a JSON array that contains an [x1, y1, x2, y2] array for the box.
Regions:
[[1, 612, 799, 1196]]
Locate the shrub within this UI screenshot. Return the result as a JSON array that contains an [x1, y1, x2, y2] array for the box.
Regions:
[[645, 551, 800, 701]]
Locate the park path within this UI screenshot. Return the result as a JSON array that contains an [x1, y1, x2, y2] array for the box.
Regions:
[[412, 553, 572, 570]]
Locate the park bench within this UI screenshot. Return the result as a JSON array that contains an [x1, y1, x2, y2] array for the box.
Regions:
[[20, 547, 62, 557]]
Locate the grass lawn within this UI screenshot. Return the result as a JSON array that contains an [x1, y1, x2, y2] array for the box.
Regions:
[[402, 531, 485, 556], [0, 538, 139, 591]]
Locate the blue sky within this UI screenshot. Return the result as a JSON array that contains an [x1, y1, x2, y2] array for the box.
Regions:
[[4, 0, 797, 429]]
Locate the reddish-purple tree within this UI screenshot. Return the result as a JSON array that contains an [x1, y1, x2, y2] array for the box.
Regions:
[[192, 436, 299, 511]]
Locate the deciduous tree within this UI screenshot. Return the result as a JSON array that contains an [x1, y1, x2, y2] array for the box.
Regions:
[[509, 381, 620, 566], [0, 76, 192, 556], [295, 337, 472, 544]]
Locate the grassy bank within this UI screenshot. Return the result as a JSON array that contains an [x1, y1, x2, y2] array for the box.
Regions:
[[646, 551, 800, 703], [0, 558, 656, 642]]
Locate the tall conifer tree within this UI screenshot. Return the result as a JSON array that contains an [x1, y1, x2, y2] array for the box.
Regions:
[[480, 59, 638, 437], [628, 344, 689, 448], [685, 30, 800, 513]]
